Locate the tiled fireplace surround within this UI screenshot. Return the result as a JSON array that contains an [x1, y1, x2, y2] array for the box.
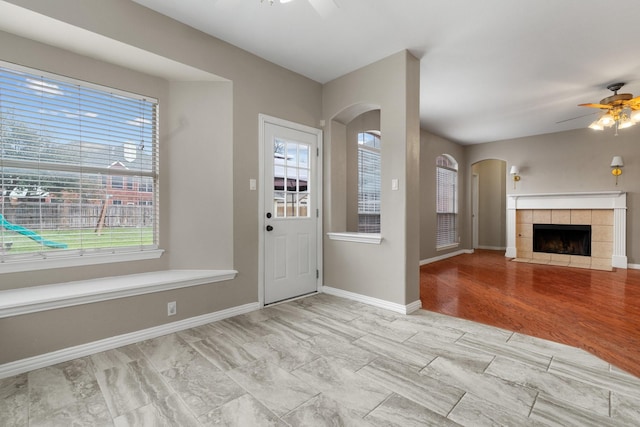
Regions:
[[505, 192, 627, 271]]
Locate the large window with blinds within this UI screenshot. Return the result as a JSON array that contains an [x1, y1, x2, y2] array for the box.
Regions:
[[436, 154, 458, 248], [357, 131, 381, 233], [0, 62, 159, 266]]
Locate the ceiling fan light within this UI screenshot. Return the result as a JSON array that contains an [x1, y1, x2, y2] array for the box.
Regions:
[[631, 110, 640, 122], [599, 114, 615, 126], [588, 121, 604, 131], [618, 120, 635, 130]]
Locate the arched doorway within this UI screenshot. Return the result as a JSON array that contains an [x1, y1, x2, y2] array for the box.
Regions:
[[471, 159, 507, 251]]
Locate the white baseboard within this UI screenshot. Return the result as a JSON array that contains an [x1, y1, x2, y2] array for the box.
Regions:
[[0, 302, 259, 380], [627, 263, 640, 270], [404, 299, 423, 314], [420, 249, 474, 266], [612, 255, 628, 269], [476, 246, 506, 251], [321, 286, 421, 314]]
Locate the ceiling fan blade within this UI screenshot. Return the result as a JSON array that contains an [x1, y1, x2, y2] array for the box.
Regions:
[[308, 0, 339, 17], [627, 95, 640, 107], [556, 112, 597, 124], [578, 103, 611, 109]]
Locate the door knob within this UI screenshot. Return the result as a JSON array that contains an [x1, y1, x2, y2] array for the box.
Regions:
[[266, 225, 273, 232]]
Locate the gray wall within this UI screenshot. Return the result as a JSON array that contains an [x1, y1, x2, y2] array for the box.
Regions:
[[166, 81, 234, 269], [0, 0, 322, 364], [472, 159, 506, 250]]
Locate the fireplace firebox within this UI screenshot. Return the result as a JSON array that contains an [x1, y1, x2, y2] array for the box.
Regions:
[[533, 224, 591, 257]]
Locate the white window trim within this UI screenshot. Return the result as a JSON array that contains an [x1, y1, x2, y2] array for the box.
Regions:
[[436, 242, 460, 251], [436, 154, 458, 249], [0, 249, 164, 274], [327, 232, 382, 245]]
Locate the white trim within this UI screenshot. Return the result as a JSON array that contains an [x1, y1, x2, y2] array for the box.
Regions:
[[258, 114, 323, 307], [0, 269, 237, 319], [322, 285, 421, 314], [472, 173, 479, 249], [405, 300, 423, 314], [420, 249, 474, 266], [627, 263, 640, 270], [264, 291, 320, 307], [0, 301, 259, 379], [477, 246, 506, 251], [326, 232, 382, 244], [0, 249, 164, 274], [507, 191, 626, 210], [436, 243, 460, 251]]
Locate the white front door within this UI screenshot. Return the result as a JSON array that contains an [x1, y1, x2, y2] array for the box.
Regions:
[[261, 117, 320, 305]]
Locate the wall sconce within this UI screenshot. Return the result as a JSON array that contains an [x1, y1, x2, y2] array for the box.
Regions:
[[611, 156, 624, 185], [510, 165, 521, 189]]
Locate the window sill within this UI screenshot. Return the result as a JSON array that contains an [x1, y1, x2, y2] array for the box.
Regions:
[[327, 232, 382, 245], [0, 249, 165, 274], [0, 269, 238, 319], [437, 243, 460, 252]]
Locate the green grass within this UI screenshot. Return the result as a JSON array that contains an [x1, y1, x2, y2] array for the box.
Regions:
[[1, 227, 154, 253]]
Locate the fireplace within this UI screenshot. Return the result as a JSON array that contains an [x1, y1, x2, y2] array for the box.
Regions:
[[533, 224, 591, 257], [506, 192, 627, 270]]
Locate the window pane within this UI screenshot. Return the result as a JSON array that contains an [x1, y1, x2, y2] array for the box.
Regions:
[[298, 145, 309, 169], [357, 132, 381, 233], [297, 193, 309, 217], [0, 62, 158, 263], [286, 193, 297, 217], [273, 139, 310, 218], [273, 191, 285, 218], [436, 155, 458, 247]]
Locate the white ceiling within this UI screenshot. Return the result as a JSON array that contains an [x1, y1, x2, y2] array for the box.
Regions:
[[130, 0, 640, 145]]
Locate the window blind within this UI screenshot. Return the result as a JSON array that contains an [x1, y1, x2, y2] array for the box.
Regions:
[[436, 155, 457, 248], [0, 62, 159, 263], [357, 132, 381, 233]]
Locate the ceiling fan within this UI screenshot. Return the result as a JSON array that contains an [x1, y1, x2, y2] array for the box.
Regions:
[[261, 0, 339, 17], [579, 82, 640, 134]]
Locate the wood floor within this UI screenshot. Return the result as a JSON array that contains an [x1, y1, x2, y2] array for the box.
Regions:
[[420, 249, 640, 378]]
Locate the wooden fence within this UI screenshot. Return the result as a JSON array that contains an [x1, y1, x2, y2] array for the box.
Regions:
[[0, 201, 153, 229]]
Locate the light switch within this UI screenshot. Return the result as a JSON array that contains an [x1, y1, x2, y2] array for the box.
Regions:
[[249, 179, 257, 191], [391, 178, 399, 191]]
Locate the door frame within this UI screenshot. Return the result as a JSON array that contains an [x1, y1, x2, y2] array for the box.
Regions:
[[258, 114, 323, 307], [472, 173, 479, 249]]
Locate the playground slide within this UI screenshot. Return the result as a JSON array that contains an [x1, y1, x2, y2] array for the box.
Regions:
[[0, 213, 68, 249]]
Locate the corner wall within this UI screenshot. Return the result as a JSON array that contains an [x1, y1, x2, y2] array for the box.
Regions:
[[323, 51, 420, 307]]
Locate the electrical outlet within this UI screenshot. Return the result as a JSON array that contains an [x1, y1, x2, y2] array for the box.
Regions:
[[167, 301, 177, 316]]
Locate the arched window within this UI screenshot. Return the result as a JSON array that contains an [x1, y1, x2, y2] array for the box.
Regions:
[[436, 154, 458, 248], [358, 131, 381, 232]]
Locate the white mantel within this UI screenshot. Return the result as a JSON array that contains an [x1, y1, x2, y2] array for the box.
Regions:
[[505, 192, 627, 268]]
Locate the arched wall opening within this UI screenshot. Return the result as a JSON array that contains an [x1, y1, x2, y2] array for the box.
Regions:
[[471, 159, 507, 250]]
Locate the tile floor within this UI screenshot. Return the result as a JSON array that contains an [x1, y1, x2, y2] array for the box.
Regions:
[[1, 293, 639, 426]]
